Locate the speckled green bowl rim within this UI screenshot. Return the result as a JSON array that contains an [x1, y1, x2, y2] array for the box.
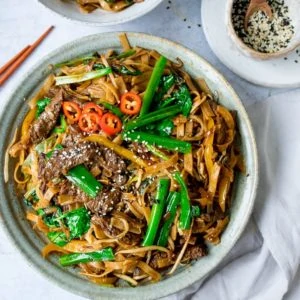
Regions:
[[0, 32, 258, 300]]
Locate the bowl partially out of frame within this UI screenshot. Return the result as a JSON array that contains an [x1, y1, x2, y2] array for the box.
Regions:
[[37, 0, 164, 26], [0, 32, 258, 300]]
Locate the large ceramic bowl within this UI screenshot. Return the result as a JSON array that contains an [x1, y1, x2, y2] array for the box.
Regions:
[[0, 32, 258, 300], [37, 0, 164, 26]]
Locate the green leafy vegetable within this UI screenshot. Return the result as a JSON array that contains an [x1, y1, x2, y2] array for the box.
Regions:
[[36, 97, 51, 118], [47, 207, 91, 246], [173, 84, 192, 117], [47, 231, 69, 247], [155, 118, 174, 136], [59, 248, 115, 266], [23, 189, 39, 206]]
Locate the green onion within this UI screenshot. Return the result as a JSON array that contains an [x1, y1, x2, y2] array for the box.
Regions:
[[173, 171, 192, 230], [140, 56, 168, 116], [191, 205, 201, 217], [145, 144, 169, 161], [123, 131, 191, 154], [66, 165, 102, 198], [55, 68, 112, 85], [59, 248, 115, 266], [54, 55, 97, 68], [157, 192, 180, 247], [124, 105, 181, 131], [115, 49, 136, 59], [45, 144, 64, 159], [142, 178, 170, 246]]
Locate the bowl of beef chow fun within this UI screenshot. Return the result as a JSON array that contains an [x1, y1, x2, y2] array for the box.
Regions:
[[0, 32, 258, 300], [37, 0, 164, 26]]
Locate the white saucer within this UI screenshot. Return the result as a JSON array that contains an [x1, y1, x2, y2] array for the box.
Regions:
[[201, 0, 300, 88]]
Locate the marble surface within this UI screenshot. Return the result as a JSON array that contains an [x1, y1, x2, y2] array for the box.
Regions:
[[0, 0, 298, 299]]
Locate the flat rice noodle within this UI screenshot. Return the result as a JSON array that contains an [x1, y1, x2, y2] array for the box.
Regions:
[[93, 224, 107, 239], [80, 269, 114, 278], [95, 80, 119, 103], [181, 71, 198, 92], [137, 261, 161, 282], [90, 276, 117, 285], [61, 64, 90, 75], [125, 201, 144, 220], [167, 224, 192, 275], [114, 76, 128, 95], [114, 273, 138, 286], [101, 55, 118, 89], [196, 78, 213, 96], [122, 60, 153, 71], [141, 53, 149, 65], [176, 123, 185, 138], [88, 85, 107, 100], [117, 246, 170, 257], [208, 162, 221, 198], [191, 94, 207, 114], [144, 154, 178, 176], [119, 33, 131, 51], [218, 176, 231, 212], [34, 186, 50, 209], [131, 70, 152, 85], [64, 85, 90, 101], [185, 119, 194, 137], [216, 129, 235, 152], [204, 216, 229, 245], [57, 195, 76, 205], [29, 74, 55, 108], [216, 105, 235, 130], [184, 152, 193, 176], [201, 101, 215, 119], [21, 108, 37, 144], [4, 128, 18, 182], [42, 243, 69, 258]]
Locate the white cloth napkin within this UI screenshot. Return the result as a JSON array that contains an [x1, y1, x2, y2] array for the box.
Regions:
[[167, 89, 300, 300]]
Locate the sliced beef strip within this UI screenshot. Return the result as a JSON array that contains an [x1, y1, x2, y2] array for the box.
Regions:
[[149, 252, 170, 269], [182, 244, 207, 262], [86, 187, 122, 216], [104, 148, 127, 173], [91, 216, 140, 245], [39, 141, 97, 181], [61, 124, 85, 148], [30, 89, 63, 144], [59, 180, 90, 202]]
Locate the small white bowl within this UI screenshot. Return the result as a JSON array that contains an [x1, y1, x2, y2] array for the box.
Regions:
[[37, 0, 164, 26], [226, 0, 300, 60]]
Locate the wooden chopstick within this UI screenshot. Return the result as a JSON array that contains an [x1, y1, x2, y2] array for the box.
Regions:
[[0, 45, 31, 75], [0, 26, 54, 86]]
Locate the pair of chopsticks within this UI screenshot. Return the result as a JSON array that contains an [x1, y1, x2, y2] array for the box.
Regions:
[[0, 26, 54, 86]]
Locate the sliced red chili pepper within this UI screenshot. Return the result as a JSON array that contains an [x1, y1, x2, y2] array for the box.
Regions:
[[62, 101, 81, 123], [120, 92, 142, 115], [82, 102, 103, 119], [99, 113, 122, 135], [78, 112, 100, 133]]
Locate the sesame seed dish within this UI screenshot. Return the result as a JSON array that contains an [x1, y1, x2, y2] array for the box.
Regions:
[[8, 34, 244, 287], [232, 0, 294, 53]]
